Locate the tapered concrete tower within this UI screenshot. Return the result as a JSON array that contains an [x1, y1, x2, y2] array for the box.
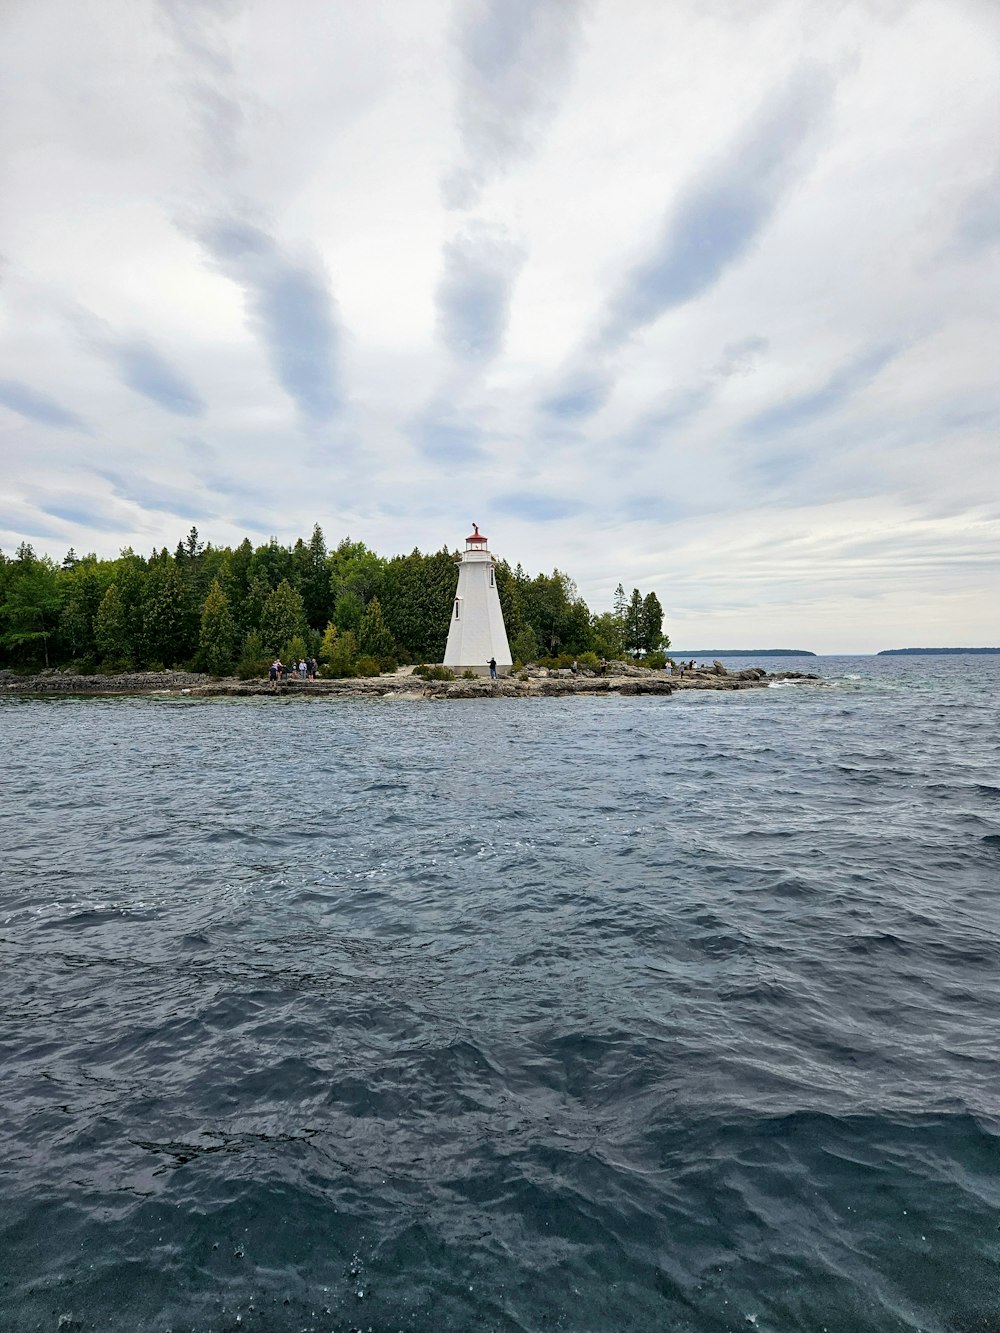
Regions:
[[444, 524, 512, 675]]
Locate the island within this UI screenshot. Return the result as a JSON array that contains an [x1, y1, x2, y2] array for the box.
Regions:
[[670, 649, 817, 657], [877, 647, 1000, 655]]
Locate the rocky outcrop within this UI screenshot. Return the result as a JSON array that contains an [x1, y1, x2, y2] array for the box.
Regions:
[[1, 663, 819, 700]]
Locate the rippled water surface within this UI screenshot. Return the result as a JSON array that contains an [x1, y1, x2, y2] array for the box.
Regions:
[[2, 655, 999, 1332]]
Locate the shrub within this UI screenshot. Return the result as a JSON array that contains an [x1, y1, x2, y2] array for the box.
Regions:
[[355, 655, 381, 677], [577, 651, 600, 671], [414, 663, 455, 681], [461, 668, 477, 679], [645, 650, 668, 670], [72, 657, 98, 676]]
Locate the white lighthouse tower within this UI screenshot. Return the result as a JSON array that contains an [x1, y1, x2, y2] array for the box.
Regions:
[[444, 524, 512, 675]]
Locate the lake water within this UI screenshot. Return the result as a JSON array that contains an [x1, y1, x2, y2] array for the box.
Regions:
[[2, 655, 999, 1332]]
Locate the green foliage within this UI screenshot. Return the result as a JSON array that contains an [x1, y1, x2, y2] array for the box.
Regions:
[[414, 664, 455, 681], [283, 635, 309, 668], [577, 651, 600, 671], [645, 649, 668, 670], [143, 561, 191, 666], [355, 655, 381, 677], [95, 584, 133, 668], [199, 579, 237, 676], [461, 668, 477, 679], [0, 545, 63, 667], [260, 579, 306, 654], [236, 630, 270, 680], [358, 596, 396, 669], [509, 625, 539, 665], [320, 628, 359, 677]]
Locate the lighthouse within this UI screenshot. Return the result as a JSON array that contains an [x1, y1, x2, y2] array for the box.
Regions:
[[443, 524, 512, 675]]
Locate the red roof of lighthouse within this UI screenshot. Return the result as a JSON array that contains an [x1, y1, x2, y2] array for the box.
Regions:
[[466, 523, 487, 544]]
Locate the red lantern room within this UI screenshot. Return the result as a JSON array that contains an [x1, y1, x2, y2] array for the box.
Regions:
[[465, 523, 488, 550]]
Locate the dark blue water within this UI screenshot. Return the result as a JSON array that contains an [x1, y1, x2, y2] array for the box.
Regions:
[[2, 655, 999, 1332]]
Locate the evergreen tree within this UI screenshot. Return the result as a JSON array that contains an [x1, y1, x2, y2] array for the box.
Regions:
[[358, 596, 396, 667], [0, 547, 62, 667], [199, 579, 237, 675], [95, 584, 132, 667], [142, 561, 190, 665], [641, 591, 666, 652], [260, 578, 306, 653], [624, 589, 644, 656]]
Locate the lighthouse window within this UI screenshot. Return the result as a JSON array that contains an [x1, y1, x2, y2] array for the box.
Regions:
[[454, 599, 460, 619], [489, 566, 494, 587]]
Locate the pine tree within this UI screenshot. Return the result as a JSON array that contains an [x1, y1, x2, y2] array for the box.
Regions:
[[358, 597, 396, 668], [260, 578, 306, 653], [142, 561, 190, 666], [95, 584, 132, 667], [641, 591, 666, 652], [625, 589, 644, 657], [199, 579, 237, 675]]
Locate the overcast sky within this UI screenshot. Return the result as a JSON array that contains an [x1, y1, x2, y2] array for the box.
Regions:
[[1, 0, 998, 652]]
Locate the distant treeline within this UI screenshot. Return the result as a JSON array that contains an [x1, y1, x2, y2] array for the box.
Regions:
[[671, 649, 817, 657], [877, 648, 1000, 655], [0, 526, 668, 677]]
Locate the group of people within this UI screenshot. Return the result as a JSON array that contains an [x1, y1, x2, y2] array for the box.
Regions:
[[268, 657, 318, 684]]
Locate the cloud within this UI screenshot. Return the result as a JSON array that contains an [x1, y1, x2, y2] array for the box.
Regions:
[[436, 223, 526, 361], [198, 218, 342, 422], [741, 342, 901, 439], [493, 490, 581, 521], [950, 163, 1000, 255], [599, 68, 835, 348], [540, 367, 613, 419], [95, 470, 214, 521], [105, 340, 206, 417], [443, 0, 589, 209], [0, 380, 88, 431], [409, 401, 487, 466]]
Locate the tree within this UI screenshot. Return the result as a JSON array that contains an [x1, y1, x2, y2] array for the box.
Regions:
[[260, 578, 306, 653], [641, 591, 666, 653], [509, 625, 539, 665], [142, 561, 190, 665], [624, 589, 644, 656], [199, 579, 237, 675], [0, 547, 62, 667], [95, 584, 132, 667], [321, 628, 359, 677], [358, 597, 396, 668]]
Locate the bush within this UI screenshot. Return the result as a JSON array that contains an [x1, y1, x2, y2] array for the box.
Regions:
[[577, 651, 600, 672], [319, 661, 355, 679], [72, 657, 98, 676], [461, 668, 477, 679], [414, 663, 455, 681], [355, 655, 381, 677], [645, 650, 668, 670]]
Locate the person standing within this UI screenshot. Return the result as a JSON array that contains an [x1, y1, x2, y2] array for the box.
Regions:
[[269, 658, 282, 686], [488, 656, 497, 680]]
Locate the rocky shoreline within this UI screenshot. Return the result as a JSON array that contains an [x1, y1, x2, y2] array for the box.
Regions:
[[1, 661, 819, 700]]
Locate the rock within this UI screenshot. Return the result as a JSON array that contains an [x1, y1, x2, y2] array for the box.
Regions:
[[713, 660, 727, 675]]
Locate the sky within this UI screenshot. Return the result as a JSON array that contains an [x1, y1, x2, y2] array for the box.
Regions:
[[1, 0, 998, 653]]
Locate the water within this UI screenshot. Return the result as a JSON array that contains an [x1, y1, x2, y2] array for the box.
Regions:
[[2, 655, 999, 1332]]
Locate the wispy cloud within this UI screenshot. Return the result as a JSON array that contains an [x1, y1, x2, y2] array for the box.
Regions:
[[741, 342, 900, 439], [0, 380, 88, 431], [198, 218, 342, 422], [540, 367, 612, 420], [600, 69, 834, 348], [436, 223, 526, 361], [949, 162, 1000, 256], [106, 340, 206, 417], [443, 0, 589, 209], [493, 490, 581, 521], [409, 400, 487, 466], [95, 470, 213, 521], [624, 336, 769, 448]]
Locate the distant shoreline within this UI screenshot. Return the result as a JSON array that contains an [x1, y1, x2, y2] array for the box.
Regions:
[[670, 649, 817, 657], [876, 648, 1000, 656]]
